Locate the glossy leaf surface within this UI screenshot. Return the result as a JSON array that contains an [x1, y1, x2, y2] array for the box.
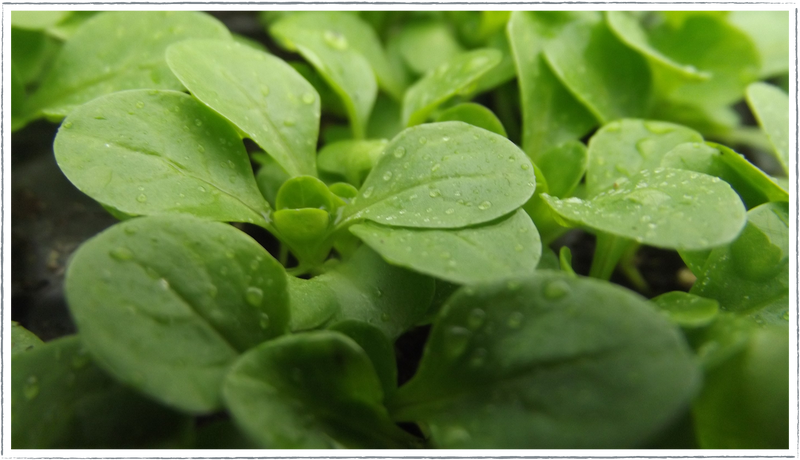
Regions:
[[390, 272, 699, 448], [11, 322, 43, 354], [746, 83, 789, 174], [54, 90, 270, 226], [436, 103, 507, 137], [535, 140, 587, 198], [342, 122, 535, 229], [651, 291, 719, 328], [166, 39, 320, 177], [351, 210, 541, 285], [65, 216, 289, 413], [402, 49, 501, 126], [544, 168, 747, 251]]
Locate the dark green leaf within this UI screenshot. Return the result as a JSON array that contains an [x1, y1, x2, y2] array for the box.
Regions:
[[329, 320, 399, 397], [11, 322, 43, 354], [341, 122, 536, 229], [12, 336, 192, 448], [223, 331, 420, 448], [350, 209, 541, 285], [64, 215, 289, 413], [389, 272, 699, 448], [54, 90, 270, 226], [166, 39, 320, 177]]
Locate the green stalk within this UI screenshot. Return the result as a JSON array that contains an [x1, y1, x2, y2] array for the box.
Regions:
[[589, 232, 633, 281]]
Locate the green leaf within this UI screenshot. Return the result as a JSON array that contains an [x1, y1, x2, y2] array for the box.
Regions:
[[543, 168, 747, 251], [166, 39, 320, 178], [11, 27, 61, 86], [507, 11, 598, 157], [64, 215, 289, 413], [317, 139, 389, 188], [329, 320, 399, 397], [661, 142, 788, 208], [535, 140, 587, 198], [586, 119, 703, 197], [341, 122, 536, 229], [690, 202, 789, 325], [26, 11, 231, 119], [11, 322, 43, 354], [223, 331, 420, 448], [650, 291, 719, 328], [367, 94, 404, 140], [606, 11, 710, 94], [389, 272, 700, 448], [729, 11, 789, 78], [54, 90, 270, 226], [544, 17, 651, 122], [647, 14, 759, 107], [558, 246, 576, 276], [746, 83, 789, 174], [287, 275, 338, 332], [254, 153, 291, 208], [45, 11, 99, 41], [435, 103, 507, 137], [397, 21, 464, 75], [276, 175, 335, 211], [693, 324, 789, 448], [11, 11, 71, 30], [271, 13, 378, 139], [12, 335, 192, 448], [351, 209, 541, 285], [402, 49, 501, 126]]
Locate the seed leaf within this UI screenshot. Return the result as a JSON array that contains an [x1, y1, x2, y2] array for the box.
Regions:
[[543, 168, 747, 251], [507, 11, 597, 157], [535, 140, 587, 199], [54, 90, 270, 226], [12, 335, 192, 448], [342, 122, 535, 229], [64, 215, 289, 413], [746, 83, 789, 174], [271, 13, 377, 139], [690, 202, 789, 325], [25, 12, 231, 119], [389, 272, 700, 448], [586, 119, 703, 197], [350, 209, 541, 285], [223, 331, 421, 448], [317, 139, 389, 188], [544, 18, 651, 122], [329, 320, 399, 397], [166, 39, 320, 177], [402, 49, 501, 126]]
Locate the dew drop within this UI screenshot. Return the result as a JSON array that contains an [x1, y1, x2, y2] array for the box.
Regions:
[[110, 247, 133, 261], [419, 136, 427, 145], [362, 186, 374, 198], [245, 286, 264, 306], [259, 313, 270, 329], [445, 208, 455, 214], [62, 122, 73, 129], [301, 92, 315, 104], [283, 118, 296, 127], [197, 144, 205, 153], [444, 326, 471, 358], [135, 101, 145, 109], [543, 279, 570, 300], [136, 194, 147, 203], [71, 348, 90, 369], [124, 226, 138, 235], [323, 30, 348, 49], [429, 189, 441, 198], [380, 312, 390, 322], [198, 186, 206, 193], [382, 171, 393, 181], [194, 119, 202, 127], [478, 201, 492, 210], [507, 311, 524, 328], [431, 163, 441, 172], [158, 278, 170, 290], [393, 147, 406, 158], [23, 376, 40, 400]]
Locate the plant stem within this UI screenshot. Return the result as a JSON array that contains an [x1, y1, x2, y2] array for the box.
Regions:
[[589, 232, 632, 281], [618, 243, 651, 294]]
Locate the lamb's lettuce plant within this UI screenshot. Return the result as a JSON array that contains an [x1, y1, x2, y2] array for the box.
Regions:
[[12, 9, 790, 450]]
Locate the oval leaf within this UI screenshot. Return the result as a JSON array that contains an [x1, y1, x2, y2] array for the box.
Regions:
[[342, 122, 536, 229], [651, 291, 719, 328], [389, 272, 700, 448], [543, 168, 747, 251], [223, 331, 420, 448], [26, 11, 231, 119], [271, 13, 377, 139], [402, 49, 501, 126], [586, 119, 703, 197], [64, 215, 289, 413], [54, 90, 270, 225], [166, 39, 320, 177], [13, 335, 192, 448], [317, 139, 389, 187], [350, 209, 541, 285], [535, 140, 587, 198]]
